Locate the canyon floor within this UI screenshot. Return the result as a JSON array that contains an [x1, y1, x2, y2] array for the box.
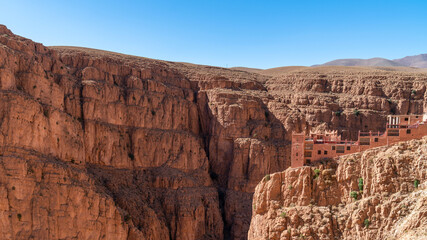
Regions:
[[0, 24, 426, 239]]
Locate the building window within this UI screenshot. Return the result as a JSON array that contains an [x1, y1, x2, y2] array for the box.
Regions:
[[336, 146, 345, 153], [404, 117, 408, 121], [304, 151, 312, 157], [360, 138, 371, 145], [306, 159, 311, 164], [407, 129, 411, 134], [388, 130, 399, 137], [305, 144, 313, 150], [324, 150, 328, 155], [347, 146, 350, 150], [374, 138, 378, 142], [332, 146, 336, 150], [317, 150, 321, 154]]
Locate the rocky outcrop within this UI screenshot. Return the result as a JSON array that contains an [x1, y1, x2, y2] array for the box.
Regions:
[[1, 24, 427, 239], [249, 137, 427, 240]]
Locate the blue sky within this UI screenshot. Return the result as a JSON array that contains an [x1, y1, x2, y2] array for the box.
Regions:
[[1, 0, 427, 69]]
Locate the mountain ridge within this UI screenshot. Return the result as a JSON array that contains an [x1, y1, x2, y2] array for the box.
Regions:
[[316, 54, 427, 68]]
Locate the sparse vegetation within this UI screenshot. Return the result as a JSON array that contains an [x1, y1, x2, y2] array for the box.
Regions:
[[43, 108, 49, 118], [124, 214, 131, 222], [264, 174, 271, 182], [288, 185, 293, 190], [358, 178, 364, 191], [353, 109, 360, 116], [151, 110, 156, 116], [12, 186, 15, 190], [17, 213, 22, 221], [71, 159, 75, 164], [411, 90, 416, 95], [350, 191, 358, 200], [364, 219, 370, 228], [27, 166, 34, 174], [280, 212, 286, 218], [128, 153, 135, 161], [387, 98, 393, 104], [414, 179, 420, 188], [334, 110, 342, 116], [313, 169, 321, 179]]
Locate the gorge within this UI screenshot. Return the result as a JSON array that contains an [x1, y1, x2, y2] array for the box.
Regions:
[[0, 25, 426, 239]]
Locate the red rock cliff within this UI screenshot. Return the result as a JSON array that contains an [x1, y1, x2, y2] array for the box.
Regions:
[[249, 137, 427, 239], [0, 25, 426, 239]]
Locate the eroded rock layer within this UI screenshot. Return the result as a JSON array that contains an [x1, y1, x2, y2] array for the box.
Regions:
[[0, 24, 426, 239], [249, 137, 427, 240]]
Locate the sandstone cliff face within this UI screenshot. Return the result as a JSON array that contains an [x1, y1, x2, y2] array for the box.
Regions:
[[249, 137, 427, 240], [1, 24, 427, 240], [0, 25, 222, 240]]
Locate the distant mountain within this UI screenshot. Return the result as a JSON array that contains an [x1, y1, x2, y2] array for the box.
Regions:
[[393, 54, 427, 68], [317, 54, 427, 68]]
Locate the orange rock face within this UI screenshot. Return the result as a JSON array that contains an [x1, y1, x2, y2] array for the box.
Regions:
[[249, 137, 427, 240], [0, 24, 427, 239]]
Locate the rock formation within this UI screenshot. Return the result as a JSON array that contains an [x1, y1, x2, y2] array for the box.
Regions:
[[249, 137, 427, 240], [0, 24, 426, 239]]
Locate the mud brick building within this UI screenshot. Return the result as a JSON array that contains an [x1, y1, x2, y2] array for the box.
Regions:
[[291, 113, 427, 168]]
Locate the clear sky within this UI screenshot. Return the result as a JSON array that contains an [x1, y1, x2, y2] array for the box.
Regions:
[[1, 0, 427, 69]]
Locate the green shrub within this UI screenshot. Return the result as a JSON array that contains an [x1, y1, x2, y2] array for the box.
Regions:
[[387, 98, 393, 104], [17, 213, 22, 221], [264, 174, 271, 182], [288, 185, 293, 190], [350, 191, 358, 200], [414, 179, 420, 188], [334, 111, 342, 116], [363, 219, 370, 228], [313, 169, 321, 179], [358, 178, 364, 191], [124, 214, 131, 222], [353, 109, 360, 116], [280, 212, 286, 218], [411, 90, 416, 95], [128, 153, 135, 161]]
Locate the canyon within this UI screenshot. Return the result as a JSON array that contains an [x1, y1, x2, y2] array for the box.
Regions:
[[0, 24, 426, 239]]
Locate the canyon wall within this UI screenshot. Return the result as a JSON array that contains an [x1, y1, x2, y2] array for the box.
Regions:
[[0, 25, 426, 239], [249, 137, 427, 240]]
